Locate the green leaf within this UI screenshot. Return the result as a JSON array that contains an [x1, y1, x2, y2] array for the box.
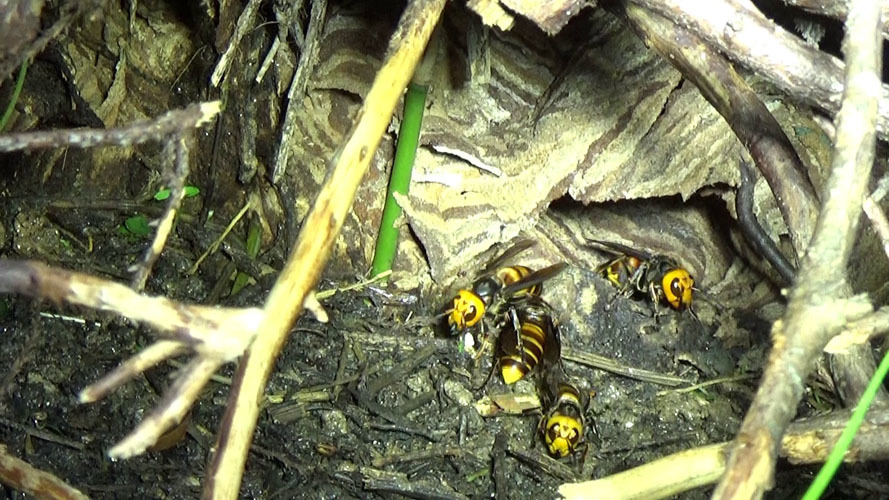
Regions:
[[154, 185, 200, 201], [125, 215, 151, 236]]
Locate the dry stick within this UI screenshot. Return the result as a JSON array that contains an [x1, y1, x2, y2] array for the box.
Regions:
[[201, 1, 448, 498], [625, 0, 888, 417], [0, 0, 104, 82], [81, 340, 185, 402], [272, 0, 328, 182], [620, 3, 817, 261], [562, 347, 688, 386], [0, 417, 84, 451], [108, 356, 220, 458], [0, 259, 261, 458], [0, 102, 221, 151], [826, 305, 889, 353], [559, 409, 889, 500], [210, 0, 262, 87], [0, 444, 88, 500], [780, 0, 889, 40], [626, 0, 889, 139], [0, 261, 263, 362], [0, 259, 264, 455], [713, 0, 883, 498], [864, 195, 889, 261], [507, 447, 580, 482], [132, 138, 190, 291]]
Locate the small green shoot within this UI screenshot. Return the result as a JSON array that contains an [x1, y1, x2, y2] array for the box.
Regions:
[[154, 185, 200, 201], [369, 26, 441, 281], [369, 82, 428, 280], [801, 347, 889, 499], [0, 58, 28, 132]]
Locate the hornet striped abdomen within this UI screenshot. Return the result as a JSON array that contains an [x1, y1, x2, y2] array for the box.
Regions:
[[498, 296, 560, 385]]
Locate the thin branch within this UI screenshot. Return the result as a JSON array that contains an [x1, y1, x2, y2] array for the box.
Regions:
[[621, 2, 816, 260], [714, 0, 883, 497], [780, 0, 889, 40], [131, 138, 191, 291], [0, 444, 88, 500], [0, 0, 105, 82], [559, 409, 889, 500], [627, 0, 889, 139], [0, 258, 262, 457], [826, 305, 889, 353], [0, 260, 262, 360], [201, 1, 448, 498], [108, 356, 220, 459], [210, 0, 262, 87], [273, 0, 329, 182], [0, 102, 220, 152]]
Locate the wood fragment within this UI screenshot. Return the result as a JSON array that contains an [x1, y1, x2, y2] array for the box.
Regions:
[[713, 0, 883, 497], [491, 432, 509, 500], [366, 344, 438, 394], [780, 0, 889, 40], [622, 2, 819, 258], [202, 0, 449, 485], [560, 409, 889, 499], [627, 0, 889, 139], [360, 466, 469, 500], [0, 102, 220, 152], [0, 443, 88, 500], [273, 0, 329, 182], [210, 0, 262, 87], [507, 447, 580, 482]]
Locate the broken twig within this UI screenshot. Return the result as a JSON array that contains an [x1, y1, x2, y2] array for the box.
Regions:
[[714, 0, 882, 497], [202, 1, 448, 498], [0, 102, 220, 152], [623, 2, 818, 258]]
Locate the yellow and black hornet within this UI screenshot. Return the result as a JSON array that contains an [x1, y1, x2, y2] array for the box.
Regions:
[[448, 240, 565, 353], [497, 295, 561, 385], [590, 240, 695, 313], [538, 371, 588, 460]]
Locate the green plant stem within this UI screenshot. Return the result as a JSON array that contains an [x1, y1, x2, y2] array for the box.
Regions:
[[370, 81, 427, 279], [802, 347, 889, 500], [0, 58, 29, 132]]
